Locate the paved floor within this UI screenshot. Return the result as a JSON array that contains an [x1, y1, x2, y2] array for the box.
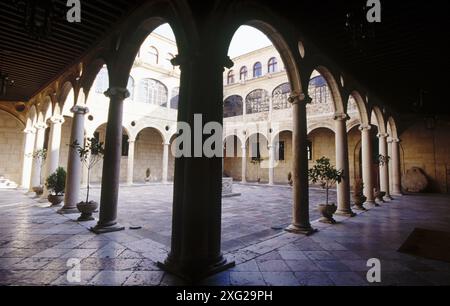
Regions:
[[0, 184, 449, 286]]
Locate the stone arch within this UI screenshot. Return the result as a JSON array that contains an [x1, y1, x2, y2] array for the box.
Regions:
[[307, 126, 336, 166], [307, 122, 335, 135], [348, 90, 369, 125], [387, 116, 398, 139], [58, 81, 74, 113], [312, 66, 344, 114], [133, 126, 166, 182], [245, 132, 270, 183], [371, 106, 386, 134], [26, 104, 38, 129], [134, 124, 167, 144]]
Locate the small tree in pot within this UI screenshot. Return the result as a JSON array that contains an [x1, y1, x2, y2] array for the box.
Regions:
[[31, 148, 47, 195], [352, 178, 367, 211], [71, 137, 104, 221], [45, 167, 66, 206], [308, 157, 343, 224]]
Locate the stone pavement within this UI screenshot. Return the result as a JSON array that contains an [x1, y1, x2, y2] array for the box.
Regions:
[[0, 184, 449, 286]]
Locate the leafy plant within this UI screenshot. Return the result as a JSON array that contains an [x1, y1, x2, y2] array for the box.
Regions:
[[308, 157, 343, 205], [32, 148, 47, 186], [71, 137, 105, 204], [45, 167, 66, 195]]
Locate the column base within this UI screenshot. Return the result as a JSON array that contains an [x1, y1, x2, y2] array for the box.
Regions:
[[57, 207, 79, 214], [157, 254, 235, 282], [335, 210, 356, 217], [285, 224, 317, 236], [392, 192, 403, 196], [90, 222, 125, 234], [383, 195, 393, 201]]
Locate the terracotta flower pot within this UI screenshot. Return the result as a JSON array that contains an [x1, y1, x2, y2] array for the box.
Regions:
[[353, 195, 367, 211], [76, 201, 98, 221], [32, 186, 43, 196], [374, 190, 386, 205], [48, 194, 64, 206], [318, 203, 337, 224]]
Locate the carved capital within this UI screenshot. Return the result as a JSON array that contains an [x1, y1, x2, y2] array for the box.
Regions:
[[34, 122, 47, 130], [359, 124, 372, 131], [334, 112, 349, 121], [48, 115, 65, 125], [23, 127, 35, 134], [288, 92, 312, 105], [70, 105, 89, 115], [104, 87, 130, 100], [377, 133, 389, 139]]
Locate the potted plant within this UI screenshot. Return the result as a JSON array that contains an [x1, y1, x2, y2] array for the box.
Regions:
[[145, 168, 151, 183], [45, 167, 66, 206], [71, 137, 104, 221], [352, 178, 366, 211], [287, 172, 293, 186], [31, 148, 47, 195], [308, 157, 343, 224]]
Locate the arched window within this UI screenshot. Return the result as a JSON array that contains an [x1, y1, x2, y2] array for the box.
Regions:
[[240, 66, 248, 81], [223, 95, 243, 118], [308, 76, 329, 104], [272, 83, 291, 110], [227, 70, 235, 85], [170, 87, 179, 109], [95, 68, 108, 94], [268, 57, 278, 73], [253, 62, 262, 78], [140, 78, 168, 106], [127, 76, 134, 100], [246, 89, 269, 114], [148, 46, 159, 64]]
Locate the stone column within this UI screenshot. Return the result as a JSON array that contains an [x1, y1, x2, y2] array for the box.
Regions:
[[268, 143, 275, 185], [360, 125, 374, 202], [92, 87, 129, 233], [21, 128, 36, 189], [162, 141, 170, 183], [42, 115, 64, 198], [285, 93, 315, 235], [334, 113, 355, 217], [241, 145, 247, 183], [378, 133, 392, 200], [30, 122, 47, 189], [157, 51, 234, 281], [58, 106, 89, 214], [127, 138, 135, 185], [390, 138, 402, 195]]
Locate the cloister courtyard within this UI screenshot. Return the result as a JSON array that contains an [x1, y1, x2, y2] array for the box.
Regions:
[[0, 184, 449, 286]]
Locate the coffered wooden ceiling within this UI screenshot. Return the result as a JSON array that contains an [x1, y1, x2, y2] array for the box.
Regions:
[[0, 0, 448, 115]]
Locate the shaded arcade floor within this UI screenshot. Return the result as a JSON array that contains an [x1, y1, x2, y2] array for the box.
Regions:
[[0, 184, 449, 286]]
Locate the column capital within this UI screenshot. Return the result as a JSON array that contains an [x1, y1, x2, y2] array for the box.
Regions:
[[24, 127, 35, 134], [104, 87, 130, 100], [34, 122, 47, 130], [163, 141, 170, 146], [359, 124, 372, 131], [288, 92, 312, 105], [377, 133, 389, 139], [48, 115, 65, 125], [128, 138, 136, 143], [70, 105, 89, 115], [387, 137, 400, 143], [334, 112, 349, 121], [241, 145, 246, 150]]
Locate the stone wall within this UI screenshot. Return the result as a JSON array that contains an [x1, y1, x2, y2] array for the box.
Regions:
[[308, 128, 336, 168], [400, 120, 450, 193], [133, 128, 164, 183], [0, 111, 24, 184]]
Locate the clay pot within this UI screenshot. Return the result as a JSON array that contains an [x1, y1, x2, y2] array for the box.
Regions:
[[374, 190, 386, 204], [318, 203, 337, 224], [353, 195, 367, 211], [32, 186, 43, 196], [76, 201, 98, 221], [48, 194, 64, 206]]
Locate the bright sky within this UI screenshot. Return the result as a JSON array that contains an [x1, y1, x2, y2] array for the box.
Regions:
[[153, 24, 272, 58]]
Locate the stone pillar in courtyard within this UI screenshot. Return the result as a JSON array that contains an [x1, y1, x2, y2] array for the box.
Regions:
[[127, 138, 135, 185], [162, 141, 170, 183], [21, 127, 36, 189], [285, 93, 315, 235], [334, 112, 355, 217], [157, 47, 234, 281], [268, 143, 275, 185], [91, 88, 129, 233], [42, 115, 64, 198], [378, 132, 392, 200], [390, 137, 402, 195], [30, 122, 47, 190], [241, 145, 247, 183], [59, 106, 88, 214], [360, 124, 375, 202]]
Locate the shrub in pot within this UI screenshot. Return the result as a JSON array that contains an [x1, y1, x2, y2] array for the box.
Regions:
[[308, 157, 343, 224], [352, 179, 367, 211], [45, 167, 66, 206], [71, 137, 104, 221]]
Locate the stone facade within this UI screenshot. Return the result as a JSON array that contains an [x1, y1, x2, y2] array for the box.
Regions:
[[0, 111, 24, 185]]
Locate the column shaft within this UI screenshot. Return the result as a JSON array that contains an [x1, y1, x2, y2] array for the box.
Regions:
[[59, 106, 88, 214], [285, 93, 315, 234], [21, 129, 36, 189], [378, 133, 392, 200], [92, 88, 129, 233], [30, 124, 46, 189], [268, 144, 275, 185], [162, 142, 170, 183], [360, 125, 374, 202], [391, 139, 402, 195], [241, 146, 247, 183], [42, 116, 64, 198], [127, 140, 135, 185]]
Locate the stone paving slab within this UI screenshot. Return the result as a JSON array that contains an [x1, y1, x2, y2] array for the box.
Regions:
[[0, 186, 449, 286]]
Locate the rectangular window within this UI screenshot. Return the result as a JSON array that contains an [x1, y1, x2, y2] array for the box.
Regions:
[[277, 141, 285, 161], [122, 134, 129, 157]]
